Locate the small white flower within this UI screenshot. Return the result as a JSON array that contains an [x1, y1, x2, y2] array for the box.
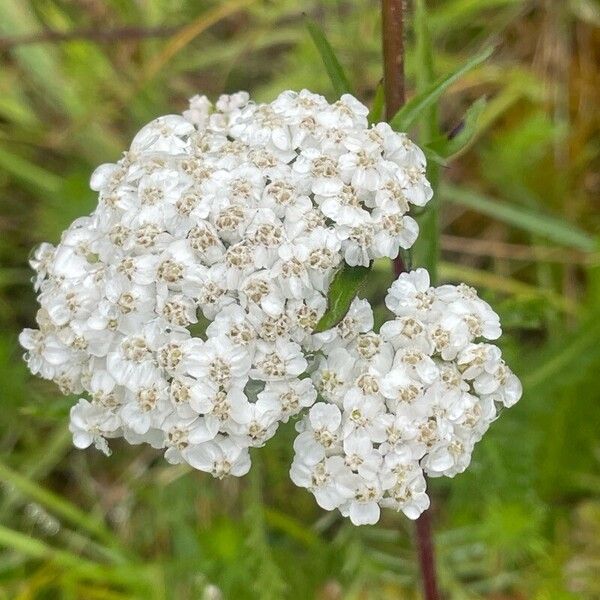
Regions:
[[337, 222, 375, 267], [185, 336, 251, 388], [250, 339, 307, 381], [342, 434, 383, 480], [290, 455, 355, 510], [385, 268, 434, 318], [342, 474, 384, 526], [293, 148, 343, 197], [184, 437, 251, 478], [227, 401, 281, 447], [130, 115, 195, 155], [257, 378, 317, 422], [313, 347, 357, 405], [120, 382, 171, 435], [69, 399, 120, 455], [318, 184, 371, 227], [189, 381, 251, 431], [342, 388, 388, 443], [183, 94, 212, 128], [294, 403, 342, 463], [338, 144, 385, 192], [372, 211, 419, 258], [381, 455, 430, 519]]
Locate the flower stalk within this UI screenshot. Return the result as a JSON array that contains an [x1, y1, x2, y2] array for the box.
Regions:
[[381, 1, 440, 598], [382, 0, 406, 277], [415, 508, 440, 600]]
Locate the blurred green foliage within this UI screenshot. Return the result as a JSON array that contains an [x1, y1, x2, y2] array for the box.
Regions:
[[1, 0, 599, 598]]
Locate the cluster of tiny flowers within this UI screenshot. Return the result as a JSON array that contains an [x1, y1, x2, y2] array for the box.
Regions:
[[19, 90, 432, 480], [290, 269, 522, 525]]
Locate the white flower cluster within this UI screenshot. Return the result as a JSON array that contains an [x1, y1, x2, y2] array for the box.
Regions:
[[19, 90, 432, 480], [291, 269, 522, 525]]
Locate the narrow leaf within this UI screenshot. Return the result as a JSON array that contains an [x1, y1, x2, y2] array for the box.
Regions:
[[411, 0, 441, 281], [0, 146, 60, 193], [0, 524, 154, 588], [438, 263, 578, 314], [368, 81, 385, 125], [390, 47, 493, 131], [422, 145, 448, 166], [443, 184, 597, 252], [305, 20, 352, 97], [414, 0, 435, 100], [314, 264, 370, 332], [0, 460, 125, 556], [429, 97, 487, 158]]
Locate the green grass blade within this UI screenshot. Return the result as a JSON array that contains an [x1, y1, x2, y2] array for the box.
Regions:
[[0, 146, 61, 193], [264, 508, 321, 548], [390, 46, 493, 131], [305, 20, 352, 97], [368, 81, 385, 125], [438, 263, 578, 314], [0, 460, 125, 558], [411, 0, 441, 280], [0, 524, 165, 596], [414, 0, 435, 97], [443, 184, 597, 251]]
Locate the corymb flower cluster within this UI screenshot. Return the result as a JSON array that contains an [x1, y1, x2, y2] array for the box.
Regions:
[[20, 89, 520, 525], [291, 269, 521, 524]]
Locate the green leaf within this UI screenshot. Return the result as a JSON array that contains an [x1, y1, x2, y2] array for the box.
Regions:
[[390, 46, 493, 131], [411, 0, 441, 282], [0, 145, 60, 193], [0, 524, 156, 589], [443, 184, 597, 252], [313, 264, 370, 332], [422, 145, 448, 166], [414, 0, 435, 99], [429, 96, 487, 158], [305, 19, 352, 97], [368, 81, 385, 124]]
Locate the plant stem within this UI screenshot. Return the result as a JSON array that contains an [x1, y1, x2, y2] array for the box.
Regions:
[[415, 509, 440, 600], [381, 0, 406, 276], [381, 2, 440, 599], [382, 0, 405, 119]]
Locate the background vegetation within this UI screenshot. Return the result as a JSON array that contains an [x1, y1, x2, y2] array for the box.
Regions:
[[1, 0, 599, 598]]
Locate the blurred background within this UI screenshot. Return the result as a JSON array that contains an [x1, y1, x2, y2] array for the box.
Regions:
[[1, 0, 599, 598]]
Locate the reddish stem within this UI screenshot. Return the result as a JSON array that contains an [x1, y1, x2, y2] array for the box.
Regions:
[[382, 0, 406, 277], [381, 0, 406, 118], [381, 2, 440, 598], [415, 510, 440, 600]]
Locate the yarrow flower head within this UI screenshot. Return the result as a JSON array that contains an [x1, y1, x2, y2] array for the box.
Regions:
[[19, 90, 521, 525], [19, 90, 432, 480], [290, 269, 522, 525]]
